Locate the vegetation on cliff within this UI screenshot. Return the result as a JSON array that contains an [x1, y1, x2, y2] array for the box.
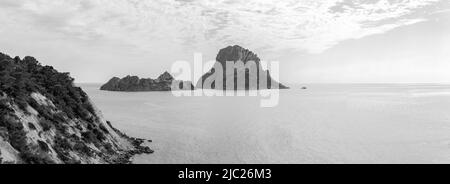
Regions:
[[0, 52, 152, 164]]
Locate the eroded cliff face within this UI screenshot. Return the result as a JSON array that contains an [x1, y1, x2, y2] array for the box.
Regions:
[[197, 45, 289, 90], [100, 72, 194, 92], [0, 52, 152, 164]]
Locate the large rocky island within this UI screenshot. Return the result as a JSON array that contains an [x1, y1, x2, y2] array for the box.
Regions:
[[197, 45, 289, 90], [100, 72, 194, 91], [0, 52, 152, 164]]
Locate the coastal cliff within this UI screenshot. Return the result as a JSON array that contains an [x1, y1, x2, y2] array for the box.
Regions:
[[0, 52, 152, 164], [197, 45, 289, 90], [100, 72, 194, 91]]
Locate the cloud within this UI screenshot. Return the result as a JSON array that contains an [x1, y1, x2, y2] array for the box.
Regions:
[[0, 0, 448, 54]]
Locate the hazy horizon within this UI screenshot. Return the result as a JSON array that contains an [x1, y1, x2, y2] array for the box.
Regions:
[[76, 82, 450, 85], [1, 0, 449, 84]]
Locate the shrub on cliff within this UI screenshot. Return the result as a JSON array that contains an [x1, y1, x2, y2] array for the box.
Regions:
[[0, 53, 96, 123]]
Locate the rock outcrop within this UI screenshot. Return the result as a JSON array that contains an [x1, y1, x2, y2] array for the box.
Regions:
[[100, 72, 194, 91], [0, 52, 152, 164], [196, 45, 289, 90]]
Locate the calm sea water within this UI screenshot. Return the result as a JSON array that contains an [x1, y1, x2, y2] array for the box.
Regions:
[[79, 84, 450, 164]]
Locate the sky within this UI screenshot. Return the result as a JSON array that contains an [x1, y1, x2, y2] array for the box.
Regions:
[[0, 0, 449, 83]]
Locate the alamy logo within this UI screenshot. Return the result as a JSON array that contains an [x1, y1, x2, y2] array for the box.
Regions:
[[170, 53, 282, 108]]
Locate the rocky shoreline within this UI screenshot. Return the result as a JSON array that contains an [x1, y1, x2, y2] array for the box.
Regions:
[[105, 121, 153, 164]]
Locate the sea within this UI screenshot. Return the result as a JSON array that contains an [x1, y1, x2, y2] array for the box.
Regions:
[[79, 83, 450, 164]]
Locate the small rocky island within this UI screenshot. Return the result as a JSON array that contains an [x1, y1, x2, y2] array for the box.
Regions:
[[197, 45, 289, 90], [100, 72, 194, 91], [0, 52, 152, 164]]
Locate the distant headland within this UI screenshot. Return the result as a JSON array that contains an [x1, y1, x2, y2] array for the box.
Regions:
[[100, 72, 194, 92], [100, 45, 288, 92], [197, 45, 289, 90]]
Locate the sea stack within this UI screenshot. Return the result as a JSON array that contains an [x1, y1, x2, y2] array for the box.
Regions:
[[100, 72, 194, 92], [196, 45, 289, 90], [0, 52, 152, 164]]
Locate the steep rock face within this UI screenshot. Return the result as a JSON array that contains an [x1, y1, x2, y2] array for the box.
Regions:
[[157, 71, 174, 82], [100, 72, 194, 91], [216, 45, 262, 67], [0, 52, 152, 164], [197, 45, 289, 90]]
